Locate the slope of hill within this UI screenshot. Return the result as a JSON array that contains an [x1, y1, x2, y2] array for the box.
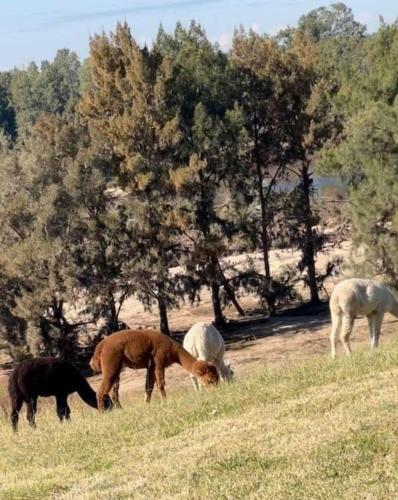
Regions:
[[1, 340, 398, 499]]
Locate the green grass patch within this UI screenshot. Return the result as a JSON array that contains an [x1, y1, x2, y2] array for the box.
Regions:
[[1, 341, 398, 499]]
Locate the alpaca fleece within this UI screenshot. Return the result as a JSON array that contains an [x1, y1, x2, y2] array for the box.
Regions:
[[90, 329, 219, 410], [329, 278, 398, 357], [8, 357, 110, 431]]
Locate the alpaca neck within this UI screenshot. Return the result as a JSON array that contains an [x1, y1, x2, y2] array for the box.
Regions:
[[76, 376, 98, 409], [174, 344, 197, 373]]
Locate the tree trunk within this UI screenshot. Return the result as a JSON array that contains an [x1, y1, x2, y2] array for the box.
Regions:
[[196, 168, 227, 329], [210, 280, 226, 330], [301, 163, 320, 304], [50, 299, 75, 359], [107, 292, 120, 333], [215, 258, 245, 317], [256, 164, 275, 316], [158, 296, 170, 336], [253, 111, 275, 316], [256, 161, 271, 282]]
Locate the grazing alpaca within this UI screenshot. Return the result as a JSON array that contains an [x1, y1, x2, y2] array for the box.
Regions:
[[183, 321, 233, 390], [90, 329, 219, 411], [89, 338, 123, 407], [8, 357, 111, 431], [329, 278, 398, 358]]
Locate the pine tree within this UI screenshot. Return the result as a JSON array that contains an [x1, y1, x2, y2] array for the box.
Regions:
[[280, 33, 340, 303], [322, 101, 398, 281], [0, 115, 81, 356], [0, 134, 26, 357], [0, 72, 16, 139], [79, 23, 184, 335], [230, 29, 305, 313], [319, 23, 398, 285], [296, 3, 366, 41], [231, 31, 279, 275], [157, 22, 245, 328], [9, 50, 81, 136], [63, 144, 136, 334]]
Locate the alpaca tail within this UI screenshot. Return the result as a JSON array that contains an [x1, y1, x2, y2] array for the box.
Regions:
[[76, 376, 98, 409], [7, 367, 22, 401], [90, 339, 106, 373]]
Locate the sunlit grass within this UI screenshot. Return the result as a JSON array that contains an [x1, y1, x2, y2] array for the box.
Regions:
[[1, 341, 398, 499]]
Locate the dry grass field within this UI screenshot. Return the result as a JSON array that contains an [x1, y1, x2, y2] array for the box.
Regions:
[[1, 332, 398, 499]]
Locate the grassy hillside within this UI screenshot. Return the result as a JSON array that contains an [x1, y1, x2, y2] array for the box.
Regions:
[[1, 343, 398, 499]]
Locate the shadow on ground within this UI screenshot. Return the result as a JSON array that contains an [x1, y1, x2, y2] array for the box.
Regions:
[[172, 301, 331, 349]]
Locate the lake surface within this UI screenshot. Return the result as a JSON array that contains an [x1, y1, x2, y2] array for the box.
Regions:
[[272, 176, 343, 194]]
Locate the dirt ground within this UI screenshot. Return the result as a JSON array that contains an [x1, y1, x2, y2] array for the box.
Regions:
[[3, 239, 391, 410], [116, 240, 353, 331]]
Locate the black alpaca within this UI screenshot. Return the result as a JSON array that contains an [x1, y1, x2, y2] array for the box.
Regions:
[[8, 357, 111, 431]]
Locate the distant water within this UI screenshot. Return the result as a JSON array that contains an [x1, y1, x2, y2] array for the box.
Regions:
[[272, 176, 343, 194]]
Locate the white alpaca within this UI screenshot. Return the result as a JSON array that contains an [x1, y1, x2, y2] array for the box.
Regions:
[[183, 322, 233, 390], [329, 278, 398, 358]]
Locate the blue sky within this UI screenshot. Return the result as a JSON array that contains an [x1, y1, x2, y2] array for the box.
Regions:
[[0, 1, 397, 70]]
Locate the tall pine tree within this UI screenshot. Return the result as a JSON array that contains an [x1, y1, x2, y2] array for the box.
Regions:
[[79, 23, 184, 335]]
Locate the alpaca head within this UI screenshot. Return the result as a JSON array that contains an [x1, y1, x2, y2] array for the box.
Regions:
[[193, 361, 219, 387]]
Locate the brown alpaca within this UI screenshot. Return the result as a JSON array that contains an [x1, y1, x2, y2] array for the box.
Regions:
[[90, 329, 219, 411], [90, 338, 122, 407]]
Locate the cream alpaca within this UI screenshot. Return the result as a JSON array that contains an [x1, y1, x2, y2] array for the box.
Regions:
[[329, 278, 398, 358], [183, 321, 233, 390]]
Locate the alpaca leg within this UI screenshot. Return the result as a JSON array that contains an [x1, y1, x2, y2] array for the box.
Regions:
[[367, 314, 375, 345], [10, 393, 23, 432], [32, 396, 37, 415], [97, 356, 122, 412], [26, 397, 37, 427], [330, 312, 342, 358], [56, 394, 70, 421], [145, 362, 156, 403], [155, 366, 166, 400], [216, 359, 232, 382], [111, 376, 122, 408], [340, 315, 354, 356], [190, 374, 200, 391], [97, 377, 116, 412], [94, 345, 122, 411], [372, 312, 384, 349]]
